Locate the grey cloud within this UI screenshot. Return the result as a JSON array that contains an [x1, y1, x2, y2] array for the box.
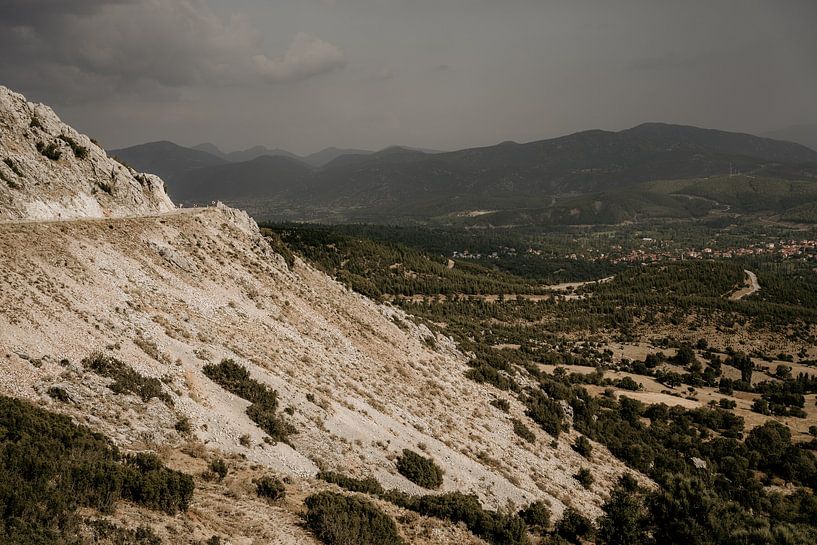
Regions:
[[0, 0, 345, 100], [253, 32, 346, 83], [1, 0, 814, 154]]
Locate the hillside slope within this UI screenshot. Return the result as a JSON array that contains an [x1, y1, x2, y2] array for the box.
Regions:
[[0, 86, 173, 221], [0, 86, 632, 543], [0, 206, 631, 539]]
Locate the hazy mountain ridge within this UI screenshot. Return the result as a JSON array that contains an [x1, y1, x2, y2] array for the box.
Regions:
[[110, 123, 817, 223], [763, 123, 817, 154]]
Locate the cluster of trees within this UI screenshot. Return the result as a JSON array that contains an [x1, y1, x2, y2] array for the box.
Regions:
[[265, 225, 544, 298], [0, 396, 194, 544]]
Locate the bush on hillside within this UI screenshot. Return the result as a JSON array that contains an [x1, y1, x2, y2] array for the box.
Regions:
[[318, 471, 385, 495], [386, 491, 527, 545], [556, 508, 594, 544], [255, 476, 286, 502], [58, 134, 89, 159], [36, 140, 61, 160], [573, 435, 593, 458], [512, 418, 536, 443], [202, 359, 294, 442], [518, 500, 551, 532], [575, 467, 594, 489], [395, 449, 444, 489], [208, 458, 228, 481], [83, 352, 172, 405], [304, 491, 405, 545]]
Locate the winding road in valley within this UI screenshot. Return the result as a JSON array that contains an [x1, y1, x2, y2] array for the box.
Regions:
[[730, 269, 760, 300]]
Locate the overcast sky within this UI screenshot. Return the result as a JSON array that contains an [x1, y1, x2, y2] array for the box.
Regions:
[[1, 0, 815, 155]]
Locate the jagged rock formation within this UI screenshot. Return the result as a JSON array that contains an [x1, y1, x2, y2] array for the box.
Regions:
[[0, 87, 633, 543], [0, 85, 173, 221]]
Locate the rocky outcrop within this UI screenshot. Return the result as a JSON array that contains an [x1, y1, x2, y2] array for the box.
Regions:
[[0, 86, 174, 221]]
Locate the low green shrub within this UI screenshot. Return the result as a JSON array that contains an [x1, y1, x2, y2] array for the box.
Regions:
[[36, 140, 62, 160], [175, 416, 192, 434], [491, 398, 511, 412], [121, 452, 195, 514], [58, 134, 89, 159], [83, 352, 173, 405], [385, 491, 527, 545], [524, 390, 564, 438], [395, 449, 443, 489], [3, 157, 23, 177], [305, 491, 405, 545], [47, 385, 71, 402], [518, 500, 551, 532], [512, 418, 536, 443], [556, 508, 593, 543], [208, 458, 228, 481], [318, 471, 385, 495], [255, 476, 285, 502], [575, 467, 594, 489], [202, 359, 294, 442], [572, 435, 593, 458]]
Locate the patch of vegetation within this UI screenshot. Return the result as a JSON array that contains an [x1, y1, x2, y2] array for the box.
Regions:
[[208, 458, 228, 481], [555, 508, 594, 544], [575, 467, 593, 489], [121, 452, 195, 514], [83, 352, 173, 405], [395, 449, 443, 489], [174, 416, 192, 434], [29, 116, 43, 129], [572, 435, 592, 458], [202, 359, 294, 442], [36, 140, 62, 160], [58, 134, 89, 159], [304, 491, 405, 545], [85, 520, 163, 545], [37, 142, 62, 161], [490, 398, 511, 412], [518, 500, 551, 533], [0, 396, 193, 543], [385, 490, 527, 545], [255, 476, 285, 502], [47, 385, 71, 402], [318, 471, 385, 495], [524, 389, 565, 438], [511, 418, 536, 443], [3, 157, 23, 177]]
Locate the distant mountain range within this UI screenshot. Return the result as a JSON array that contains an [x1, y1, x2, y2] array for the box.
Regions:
[[110, 123, 817, 224]]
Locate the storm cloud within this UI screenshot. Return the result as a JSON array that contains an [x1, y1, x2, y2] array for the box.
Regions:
[[1, 0, 815, 154]]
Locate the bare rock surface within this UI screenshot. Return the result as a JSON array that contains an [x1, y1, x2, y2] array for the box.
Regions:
[[0, 85, 174, 221]]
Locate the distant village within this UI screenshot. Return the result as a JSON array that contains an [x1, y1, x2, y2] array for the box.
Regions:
[[451, 238, 817, 264]]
